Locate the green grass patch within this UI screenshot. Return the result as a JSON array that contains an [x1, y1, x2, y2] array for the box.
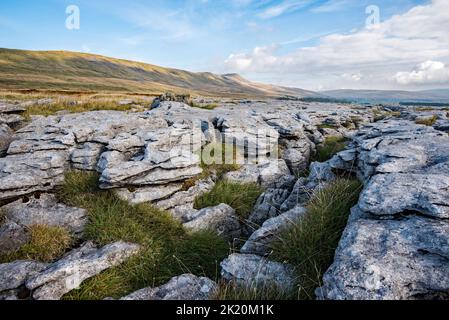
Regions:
[[194, 180, 264, 220], [57, 171, 229, 300], [190, 102, 219, 110], [312, 136, 347, 162], [215, 281, 293, 300], [271, 178, 363, 300], [0, 225, 73, 263], [415, 115, 438, 126], [317, 123, 339, 130]]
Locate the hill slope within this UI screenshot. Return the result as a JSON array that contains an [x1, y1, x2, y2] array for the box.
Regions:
[[0, 48, 315, 98]]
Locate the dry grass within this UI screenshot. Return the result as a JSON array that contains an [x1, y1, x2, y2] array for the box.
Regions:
[[0, 225, 73, 263], [415, 115, 438, 126]]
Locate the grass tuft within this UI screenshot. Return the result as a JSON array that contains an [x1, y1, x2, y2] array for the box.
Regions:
[[57, 171, 229, 300], [215, 281, 294, 300], [415, 115, 438, 126], [0, 225, 73, 263], [194, 180, 264, 219], [312, 136, 347, 162], [271, 178, 363, 300], [190, 102, 219, 110]]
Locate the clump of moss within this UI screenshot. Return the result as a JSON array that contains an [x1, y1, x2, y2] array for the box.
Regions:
[[312, 136, 347, 162], [194, 180, 264, 219], [57, 171, 229, 300], [0, 225, 73, 263], [271, 178, 363, 300], [415, 115, 438, 126]]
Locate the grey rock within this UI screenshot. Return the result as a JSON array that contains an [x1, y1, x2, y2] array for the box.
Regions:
[[2, 194, 88, 234], [121, 274, 217, 300], [183, 204, 242, 242], [0, 220, 30, 253], [0, 260, 48, 294], [115, 183, 184, 204], [319, 216, 449, 300], [359, 173, 449, 219], [0, 124, 14, 156], [220, 253, 296, 293], [26, 241, 140, 300], [0, 151, 67, 201], [70, 142, 104, 171], [241, 206, 307, 256]]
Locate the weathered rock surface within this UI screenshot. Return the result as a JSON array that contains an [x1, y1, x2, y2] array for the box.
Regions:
[[221, 253, 296, 293], [0, 220, 30, 252], [121, 274, 217, 300], [241, 205, 307, 256], [0, 260, 48, 300], [0, 151, 67, 201], [26, 241, 140, 300], [1, 194, 88, 234], [319, 120, 449, 300], [246, 175, 296, 229], [183, 204, 241, 242], [0, 124, 14, 156]]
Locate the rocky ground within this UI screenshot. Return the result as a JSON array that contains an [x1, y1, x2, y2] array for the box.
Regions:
[[1, 96, 448, 300]]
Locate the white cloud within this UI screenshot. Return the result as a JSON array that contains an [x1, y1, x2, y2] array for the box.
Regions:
[[395, 61, 449, 85], [225, 0, 449, 89], [259, 0, 311, 19]]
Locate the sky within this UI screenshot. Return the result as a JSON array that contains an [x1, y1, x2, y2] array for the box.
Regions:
[[1, 0, 449, 91]]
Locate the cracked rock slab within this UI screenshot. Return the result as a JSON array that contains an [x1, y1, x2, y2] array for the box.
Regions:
[[26, 241, 140, 300], [1, 194, 88, 234], [318, 216, 449, 300], [121, 274, 217, 300]]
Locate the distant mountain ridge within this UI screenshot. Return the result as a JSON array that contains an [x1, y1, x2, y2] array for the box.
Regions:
[[322, 89, 449, 103], [0, 48, 315, 98]]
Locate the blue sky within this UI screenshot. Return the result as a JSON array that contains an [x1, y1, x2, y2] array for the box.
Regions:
[[1, 0, 448, 91]]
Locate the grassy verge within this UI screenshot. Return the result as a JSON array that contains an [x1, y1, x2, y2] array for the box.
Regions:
[[0, 225, 73, 263], [190, 102, 219, 110], [312, 136, 347, 162], [194, 180, 264, 219], [24, 99, 140, 119], [56, 171, 229, 300], [271, 178, 363, 300]]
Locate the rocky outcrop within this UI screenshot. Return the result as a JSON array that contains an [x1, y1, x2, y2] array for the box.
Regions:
[[0, 124, 14, 156], [0, 220, 30, 253], [221, 253, 296, 293], [121, 274, 217, 300], [318, 120, 449, 300], [26, 241, 140, 300]]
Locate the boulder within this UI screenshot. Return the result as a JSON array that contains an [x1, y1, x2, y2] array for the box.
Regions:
[[220, 253, 296, 293], [26, 241, 140, 300], [121, 274, 217, 300], [115, 183, 184, 204]]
